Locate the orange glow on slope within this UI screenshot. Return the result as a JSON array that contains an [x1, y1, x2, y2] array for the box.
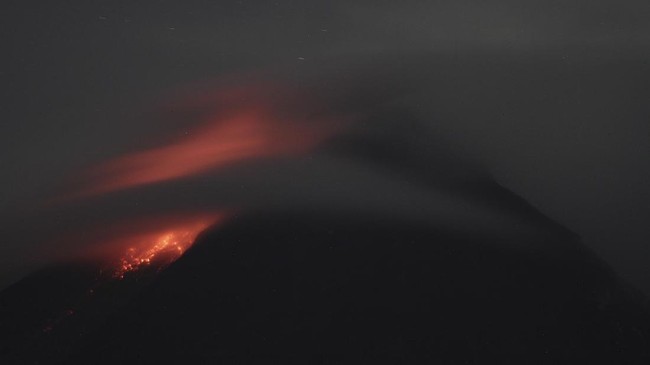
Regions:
[[60, 84, 346, 201], [36, 214, 222, 336], [110, 217, 216, 279], [113, 220, 212, 279], [113, 230, 196, 279]]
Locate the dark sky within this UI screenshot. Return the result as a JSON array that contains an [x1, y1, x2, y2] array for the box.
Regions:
[[1, 0, 650, 293]]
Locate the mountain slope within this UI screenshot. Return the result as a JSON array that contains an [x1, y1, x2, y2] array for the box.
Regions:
[[59, 208, 650, 364]]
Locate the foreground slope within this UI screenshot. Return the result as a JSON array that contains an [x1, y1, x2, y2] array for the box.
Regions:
[[66, 206, 650, 364]]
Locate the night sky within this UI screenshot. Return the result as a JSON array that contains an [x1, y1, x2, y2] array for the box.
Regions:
[[2, 0, 650, 297]]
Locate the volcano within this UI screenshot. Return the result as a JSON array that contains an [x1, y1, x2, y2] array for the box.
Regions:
[[2, 74, 650, 364], [2, 180, 650, 364]]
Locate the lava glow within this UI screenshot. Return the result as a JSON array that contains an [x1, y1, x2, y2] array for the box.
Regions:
[[46, 82, 347, 277], [110, 217, 217, 279]]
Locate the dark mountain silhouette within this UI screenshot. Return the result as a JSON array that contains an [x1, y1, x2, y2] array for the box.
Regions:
[[2, 107, 649, 364], [3, 193, 650, 364], [0, 257, 169, 364]]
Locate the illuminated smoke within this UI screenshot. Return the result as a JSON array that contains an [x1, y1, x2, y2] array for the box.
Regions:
[[61, 83, 345, 201]]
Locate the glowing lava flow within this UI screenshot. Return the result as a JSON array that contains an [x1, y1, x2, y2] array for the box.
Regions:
[[112, 218, 215, 279]]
